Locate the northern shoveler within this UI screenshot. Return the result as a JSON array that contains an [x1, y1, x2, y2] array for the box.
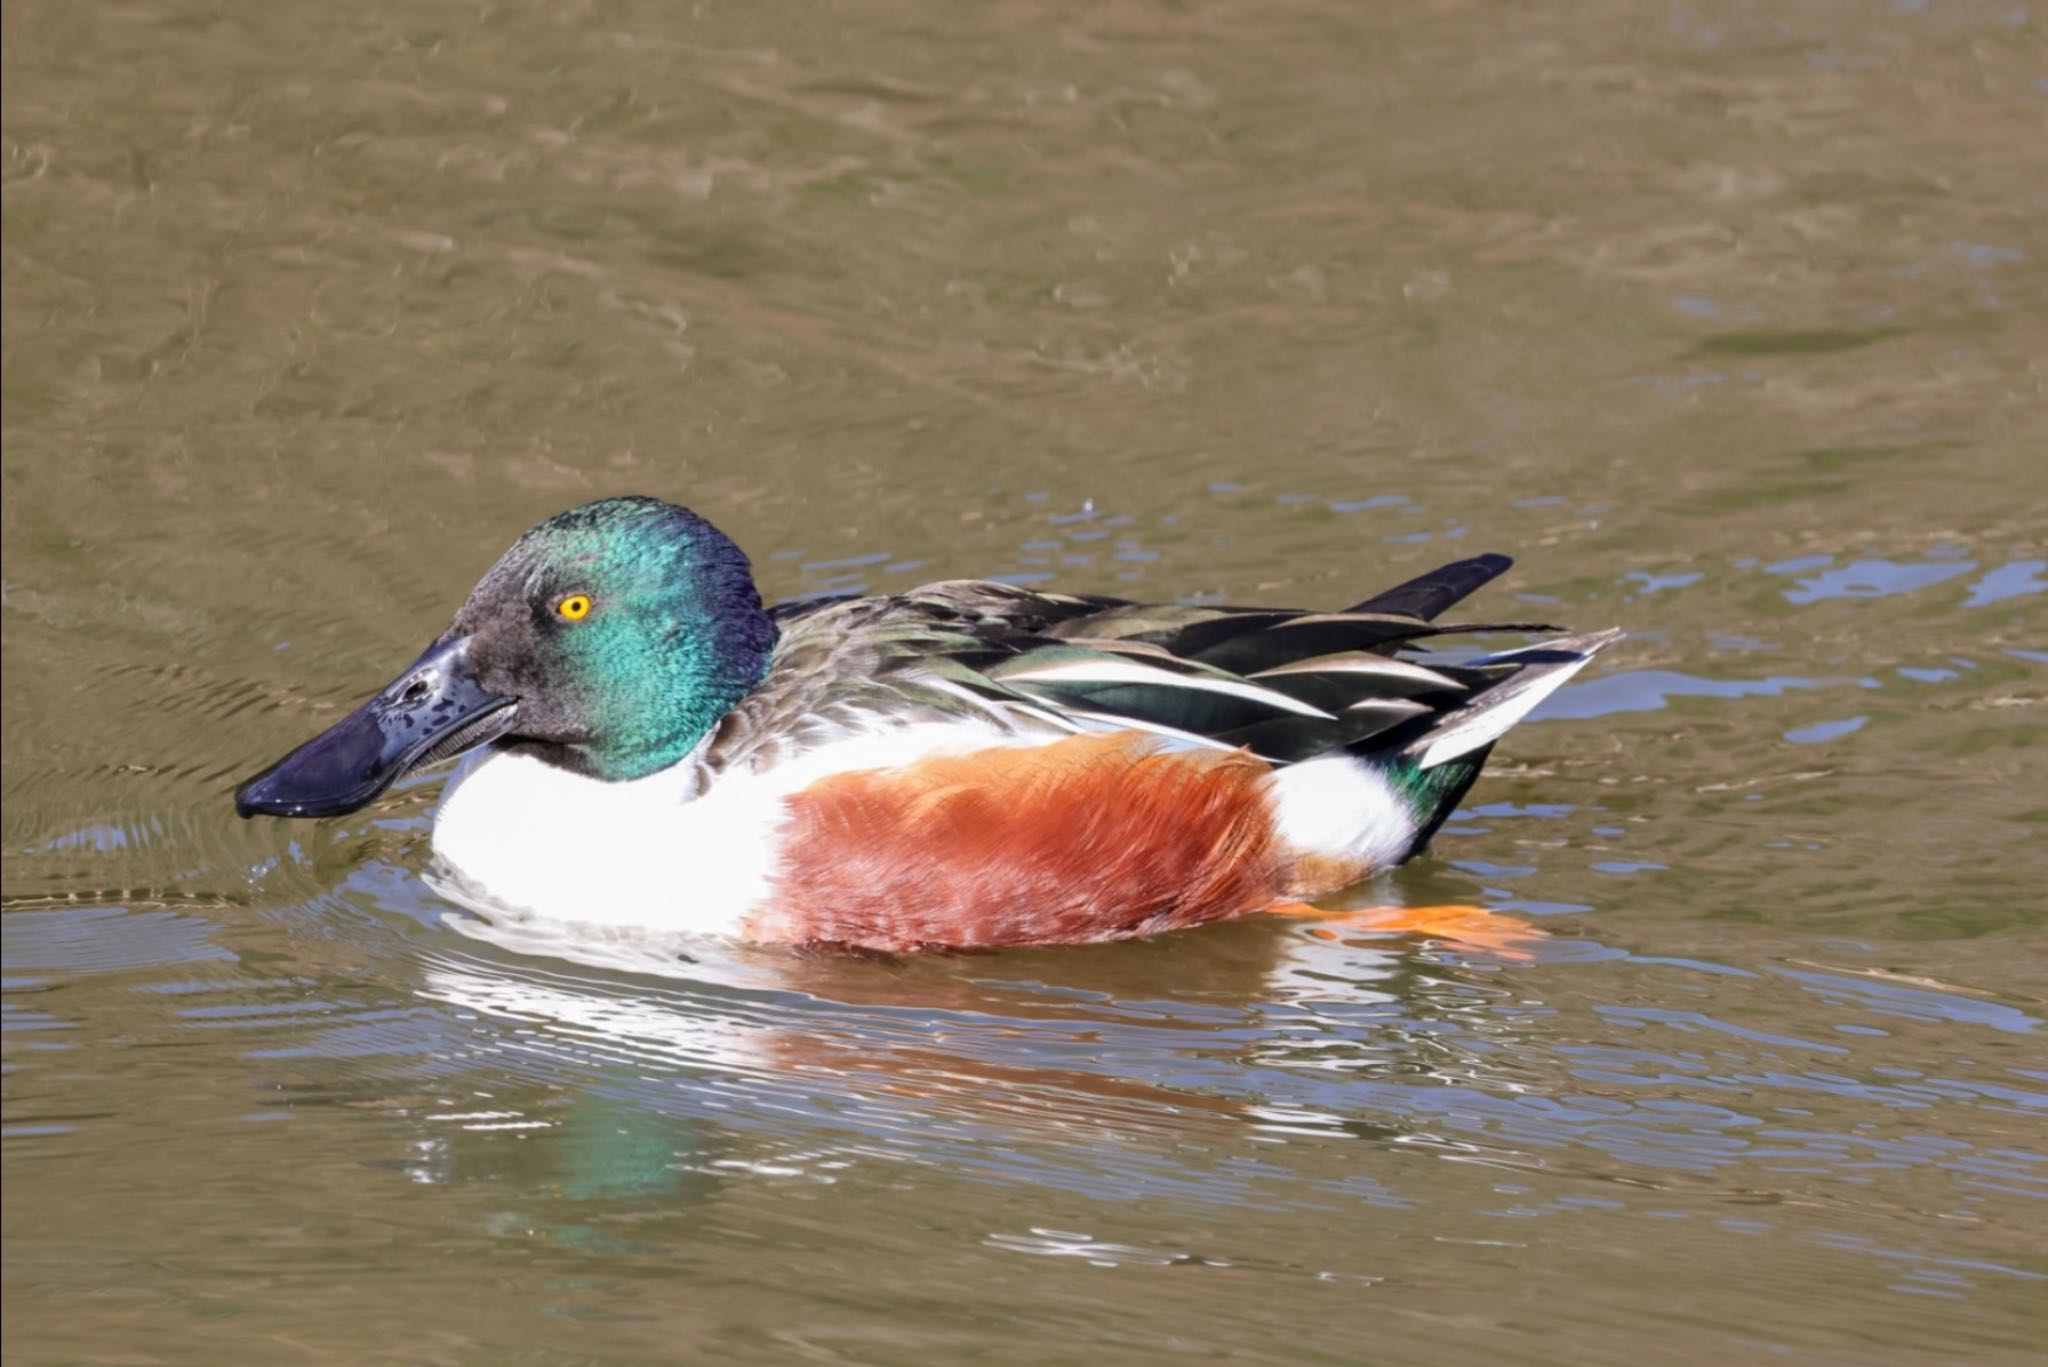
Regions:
[[236, 496, 1618, 950]]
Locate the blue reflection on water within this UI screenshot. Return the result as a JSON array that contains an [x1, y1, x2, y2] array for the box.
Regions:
[[1963, 559, 2046, 607], [1536, 669, 1864, 720], [1785, 716, 1867, 744], [1781, 558, 1977, 604]]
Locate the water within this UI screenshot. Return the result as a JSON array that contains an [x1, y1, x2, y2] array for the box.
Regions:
[[4, 0, 2046, 1362]]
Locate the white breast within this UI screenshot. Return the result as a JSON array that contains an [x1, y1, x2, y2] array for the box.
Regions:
[[431, 746, 762, 935]]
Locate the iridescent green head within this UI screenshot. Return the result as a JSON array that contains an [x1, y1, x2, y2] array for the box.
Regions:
[[235, 497, 776, 818], [453, 497, 777, 780]]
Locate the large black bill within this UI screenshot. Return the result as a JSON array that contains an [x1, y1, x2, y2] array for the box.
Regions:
[[235, 636, 517, 818]]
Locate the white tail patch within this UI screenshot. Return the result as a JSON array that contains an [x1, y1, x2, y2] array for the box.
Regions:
[[1411, 629, 1621, 769], [1267, 754, 1416, 876]]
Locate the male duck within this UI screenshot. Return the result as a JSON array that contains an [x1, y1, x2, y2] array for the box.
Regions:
[[237, 496, 1617, 951]]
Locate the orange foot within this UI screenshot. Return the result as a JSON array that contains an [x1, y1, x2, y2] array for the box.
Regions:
[[1266, 901, 1547, 960]]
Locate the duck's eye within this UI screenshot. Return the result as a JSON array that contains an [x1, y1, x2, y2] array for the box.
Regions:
[[556, 593, 593, 621]]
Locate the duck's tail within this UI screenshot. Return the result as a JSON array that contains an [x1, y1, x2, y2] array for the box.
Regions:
[[1369, 627, 1621, 859], [1265, 626, 1621, 884]]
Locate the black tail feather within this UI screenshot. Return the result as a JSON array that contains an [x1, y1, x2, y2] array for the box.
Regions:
[[1346, 553, 1514, 621]]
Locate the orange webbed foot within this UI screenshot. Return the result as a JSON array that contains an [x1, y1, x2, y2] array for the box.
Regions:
[[1267, 901, 1547, 960]]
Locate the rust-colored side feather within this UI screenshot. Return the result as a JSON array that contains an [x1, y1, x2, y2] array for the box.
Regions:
[[750, 734, 1286, 951]]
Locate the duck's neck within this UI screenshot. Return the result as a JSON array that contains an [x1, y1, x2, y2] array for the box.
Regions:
[[614, 616, 777, 781]]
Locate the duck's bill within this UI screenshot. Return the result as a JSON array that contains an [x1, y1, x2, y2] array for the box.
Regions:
[[234, 636, 517, 819]]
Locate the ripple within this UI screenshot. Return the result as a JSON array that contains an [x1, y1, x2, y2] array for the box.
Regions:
[[0, 905, 236, 976], [1776, 966, 2040, 1036]]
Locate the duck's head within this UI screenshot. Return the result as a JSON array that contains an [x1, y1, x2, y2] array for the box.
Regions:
[[235, 496, 776, 818]]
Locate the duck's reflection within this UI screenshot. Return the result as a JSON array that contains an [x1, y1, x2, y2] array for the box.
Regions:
[[400, 889, 1550, 1203]]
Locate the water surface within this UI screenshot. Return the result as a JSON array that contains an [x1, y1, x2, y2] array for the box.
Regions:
[[4, 1, 2046, 1363]]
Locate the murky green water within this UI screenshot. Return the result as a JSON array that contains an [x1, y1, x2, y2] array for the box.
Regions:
[[5, 1, 2046, 1362]]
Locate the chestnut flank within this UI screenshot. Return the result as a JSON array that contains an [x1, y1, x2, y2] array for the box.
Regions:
[[749, 734, 1286, 950]]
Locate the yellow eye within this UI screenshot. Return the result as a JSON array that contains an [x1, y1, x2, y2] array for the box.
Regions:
[[556, 593, 592, 621]]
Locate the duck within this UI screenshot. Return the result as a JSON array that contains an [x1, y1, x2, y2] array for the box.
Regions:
[[236, 495, 1618, 951]]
